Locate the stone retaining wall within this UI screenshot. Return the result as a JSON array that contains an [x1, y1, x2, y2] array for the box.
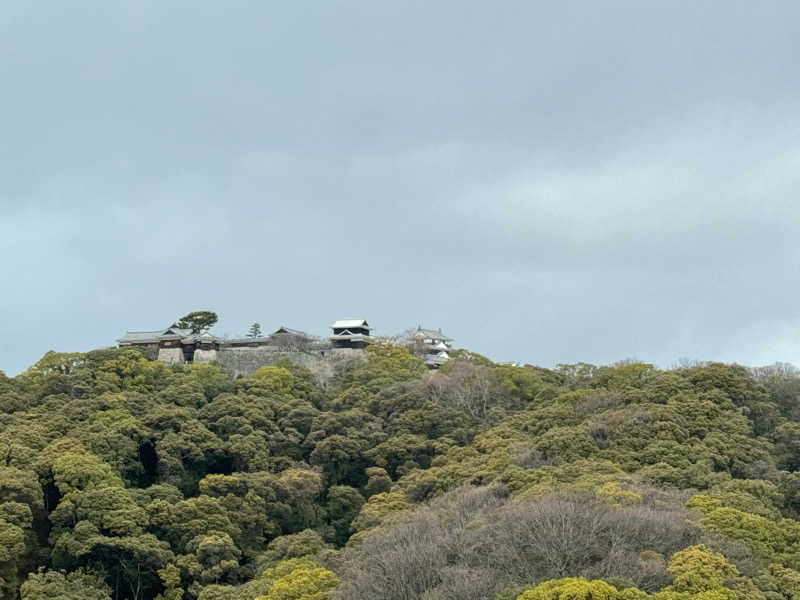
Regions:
[[215, 346, 366, 385], [157, 347, 185, 365], [193, 349, 219, 364]]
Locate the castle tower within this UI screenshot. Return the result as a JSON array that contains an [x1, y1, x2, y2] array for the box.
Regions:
[[330, 319, 371, 348], [396, 325, 453, 367]]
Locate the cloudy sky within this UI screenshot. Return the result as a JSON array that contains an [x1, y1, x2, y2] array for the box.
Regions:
[[2, 2, 800, 375]]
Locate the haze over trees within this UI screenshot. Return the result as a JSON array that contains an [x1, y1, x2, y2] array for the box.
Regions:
[[0, 344, 799, 599]]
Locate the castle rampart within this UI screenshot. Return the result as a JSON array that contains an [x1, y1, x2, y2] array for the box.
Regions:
[[157, 347, 185, 365], [119, 318, 450, 383], [216, 346, 366, 382]]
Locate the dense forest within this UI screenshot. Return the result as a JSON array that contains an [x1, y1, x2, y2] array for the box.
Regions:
[[1, 344, 799, 600]]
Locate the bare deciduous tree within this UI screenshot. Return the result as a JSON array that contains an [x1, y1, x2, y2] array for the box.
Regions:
[[423, 362, 494, 419], [331, 486, 701, 600]]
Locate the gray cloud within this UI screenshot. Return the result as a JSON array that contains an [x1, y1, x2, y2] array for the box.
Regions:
[[2, 1, 800, 374]]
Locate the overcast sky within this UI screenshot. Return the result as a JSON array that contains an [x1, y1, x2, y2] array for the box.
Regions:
[[2, 2, 800, 375]]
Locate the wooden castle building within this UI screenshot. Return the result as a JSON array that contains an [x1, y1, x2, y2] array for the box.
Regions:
[[329, 319, 371, 348], [118, 323, 315, 365], [119, 317, 453, 372], [396, 325, 453, 367]]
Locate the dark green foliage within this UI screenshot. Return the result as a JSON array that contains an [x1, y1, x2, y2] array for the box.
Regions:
[[323, 486, 364, 545]]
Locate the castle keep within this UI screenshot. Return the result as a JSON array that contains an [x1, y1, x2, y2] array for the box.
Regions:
[[395, 326, 453, 367], [329, 319, 371, 348]]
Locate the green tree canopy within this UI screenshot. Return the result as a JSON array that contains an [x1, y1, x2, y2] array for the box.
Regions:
[[20, 568, 112, 600]]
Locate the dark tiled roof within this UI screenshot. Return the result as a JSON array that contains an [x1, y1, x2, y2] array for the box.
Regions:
[[118, 325, 193, 344], [395, 326, 453, 343]]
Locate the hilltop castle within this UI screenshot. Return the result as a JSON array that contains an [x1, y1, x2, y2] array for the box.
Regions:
[[118, 318, 453, 378]]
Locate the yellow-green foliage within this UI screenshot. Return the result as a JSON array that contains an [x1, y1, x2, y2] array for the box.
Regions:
[[51, 451, 124, 494], [20, 568, 112, 600], [97, 349, 173, 392], [515, 577, 623, 600], [349, 491, 411, 533], [645, 545, 752, 600], [665, 545, 738, 592], [253, 367, 296, 395], [255, 558, 340, 600], [155, 563, 183, 600], [653, 590, 736, 600], [0, 518, 25, 561], [595, 482, 643, 506], [395, 365, 779, 503], [333, 343, 426, 393], [688, 496, 800, 569]]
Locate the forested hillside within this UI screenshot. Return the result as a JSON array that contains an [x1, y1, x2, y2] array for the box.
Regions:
[[1, 345, 799, 600]]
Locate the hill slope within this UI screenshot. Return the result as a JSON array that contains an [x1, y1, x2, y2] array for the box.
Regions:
[[0, 346, 799, 600]]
